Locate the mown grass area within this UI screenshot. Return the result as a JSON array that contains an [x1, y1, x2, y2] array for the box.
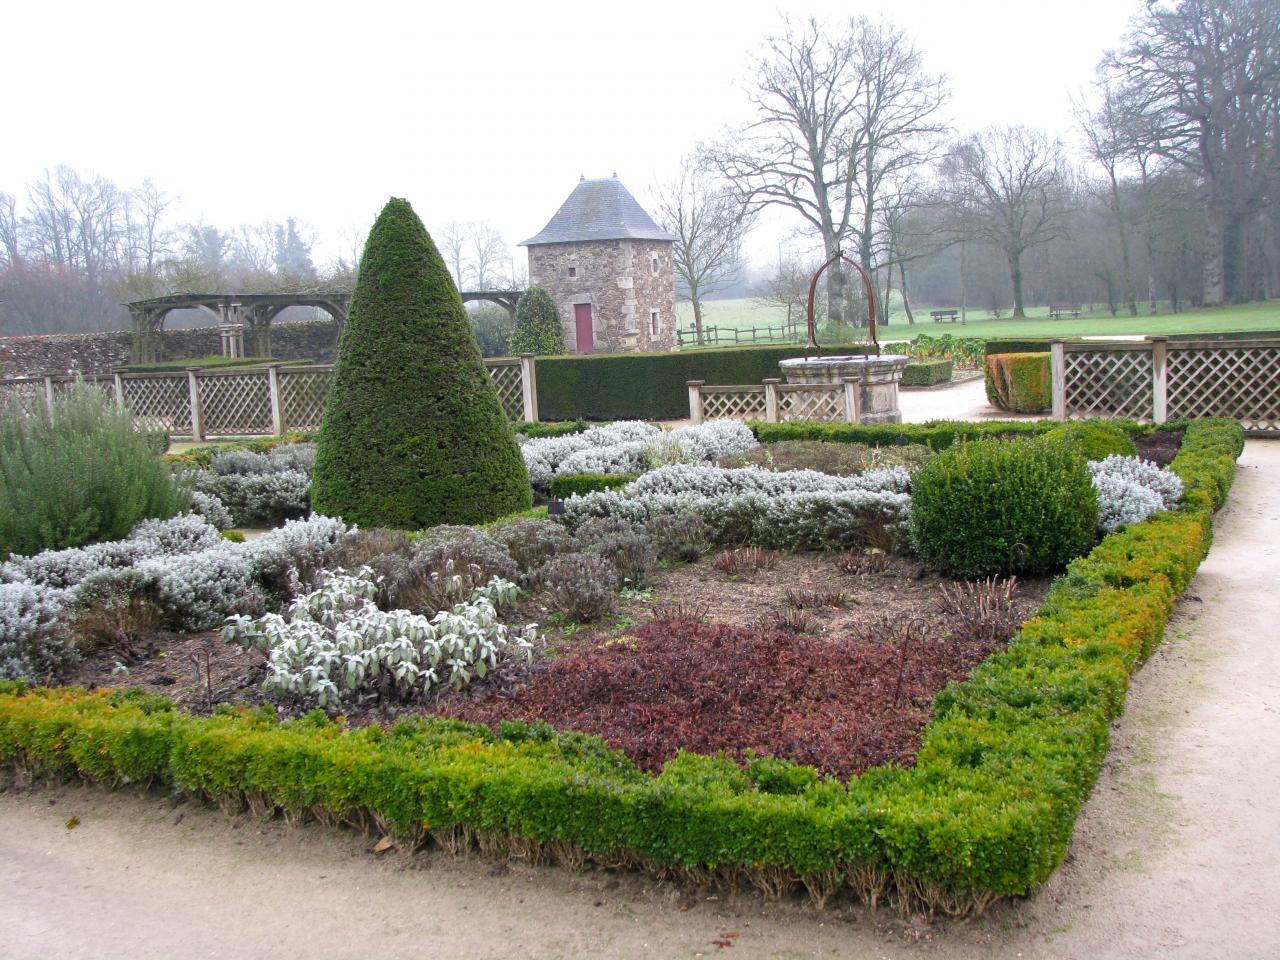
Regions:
[[678, 297, 1280, 342]]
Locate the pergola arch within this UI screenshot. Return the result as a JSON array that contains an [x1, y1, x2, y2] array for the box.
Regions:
[[127, 293, 350, 363]]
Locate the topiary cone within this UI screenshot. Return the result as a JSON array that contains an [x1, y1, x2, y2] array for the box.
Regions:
[[311, 198, 531, 528]]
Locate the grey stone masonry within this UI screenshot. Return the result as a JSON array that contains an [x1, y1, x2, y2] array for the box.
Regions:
[[528, 239, 675, 353], [523, 176, 676, 353]]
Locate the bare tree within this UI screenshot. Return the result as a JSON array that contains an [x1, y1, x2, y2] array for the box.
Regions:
[[0, 192, 20, 268], [437, 220, 469, 288], [469, 224, 508, 290], [1106, 0, 1280, 305], [652, 159, 754, 344], [1076, 74, 1139, 315], [942, 126, 1067, 317], [848, 18, 949, 294], [756, 247, 824, 334], [704, 16, 864, 323]]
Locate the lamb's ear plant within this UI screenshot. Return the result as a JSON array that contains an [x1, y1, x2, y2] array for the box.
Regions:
[[0, 382, 192, 558]]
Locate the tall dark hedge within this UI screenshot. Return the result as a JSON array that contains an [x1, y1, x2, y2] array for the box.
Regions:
[[537, 342, 874, 420], [510, 286, 565, 355], [310, 198, 531, 528]]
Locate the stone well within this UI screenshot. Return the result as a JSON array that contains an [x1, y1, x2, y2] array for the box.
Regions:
[[778, 354, 910, 424]]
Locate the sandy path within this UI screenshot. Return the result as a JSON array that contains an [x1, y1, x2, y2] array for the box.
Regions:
[[2, 442, 1277, 960]]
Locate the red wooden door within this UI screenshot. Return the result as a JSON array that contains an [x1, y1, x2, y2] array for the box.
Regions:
[[574, 303, 594, 353]]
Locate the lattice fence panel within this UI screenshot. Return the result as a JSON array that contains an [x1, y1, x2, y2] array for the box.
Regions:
[[279, 369, 333, 431], [1064, 349, 1153, 421], [485, 363, 524, 420], [121, 375, 191, 433], [701, 388, 767, 421], [199, 374, 273, 435], [1168, 346, 1280, 433], [778, 386, 847, 422], [0, 380, 47, 416]]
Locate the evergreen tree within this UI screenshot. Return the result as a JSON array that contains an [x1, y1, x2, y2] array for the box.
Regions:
[[311, 198, 531, 528], [509, 286, 565, 355]]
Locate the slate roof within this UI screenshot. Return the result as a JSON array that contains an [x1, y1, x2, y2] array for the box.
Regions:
[[521, 176, 676, 246]]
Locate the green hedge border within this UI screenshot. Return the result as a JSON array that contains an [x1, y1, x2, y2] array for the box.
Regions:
[[0, 419, 1244, 915], [902, 359, 953, 387], [536, 343, 873, 421], [549, 473, 638, 499]]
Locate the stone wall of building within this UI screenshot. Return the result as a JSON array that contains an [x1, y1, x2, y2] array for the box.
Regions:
[[528, 239, 675, 353], [0, 321, 341, 378]]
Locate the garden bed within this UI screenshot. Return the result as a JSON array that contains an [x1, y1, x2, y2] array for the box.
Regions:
[[0, 417, 1242, 917]]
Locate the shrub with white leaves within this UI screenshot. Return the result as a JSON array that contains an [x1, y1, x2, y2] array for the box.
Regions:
[[223, 568, 532, 708], [0, 582, 74, 681], [1089, 455, 1185, 533], [137, 544, 266, 631], [520, 420, 761, 491], [209, 443, 316, 476], [560, 463, 912, 552], [0, 515, 223, 589], [189, 490, 234, 530], [194, 469, 311, 527]]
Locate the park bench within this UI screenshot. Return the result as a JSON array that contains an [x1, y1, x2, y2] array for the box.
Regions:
[[1049, 304, 1082, 319], [930, 309, 960, 323]]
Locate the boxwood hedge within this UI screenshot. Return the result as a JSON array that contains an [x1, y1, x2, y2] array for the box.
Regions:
[[901, 359, 953, 386], [0, 419, 1244, 915], [536, 343, 873, 421]]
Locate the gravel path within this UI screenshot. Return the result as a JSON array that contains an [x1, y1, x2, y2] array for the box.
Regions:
[[1, 441, 1276, 960]]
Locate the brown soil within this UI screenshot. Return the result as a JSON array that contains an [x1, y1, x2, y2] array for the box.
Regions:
[[1134, 429, 1183, 467], [2, 443, 1276, 958], [68, 630, 267, 713]]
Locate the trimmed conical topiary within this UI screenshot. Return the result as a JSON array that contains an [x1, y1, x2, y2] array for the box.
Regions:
[[311, 198, 531, 528], [509, 285, 566, 355]]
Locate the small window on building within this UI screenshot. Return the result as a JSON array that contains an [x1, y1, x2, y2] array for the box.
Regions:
[[568, 265, 577, 278], [649, 310, 660, 337], [651, 256, 659, 276]]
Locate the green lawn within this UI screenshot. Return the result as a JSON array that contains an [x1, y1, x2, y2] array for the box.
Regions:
[[677, 297, 1280, 343]]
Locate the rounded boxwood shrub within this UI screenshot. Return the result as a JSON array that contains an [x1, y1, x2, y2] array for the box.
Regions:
[[909, 436, 1098, 578], [984, 352, 1050, 413], [310, 198, 532, 528], [1044, 421, 1137, 462], [509, 285, 565, 355]]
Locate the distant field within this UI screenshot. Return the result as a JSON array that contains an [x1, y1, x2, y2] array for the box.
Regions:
[[677, 298, 1280, 343]]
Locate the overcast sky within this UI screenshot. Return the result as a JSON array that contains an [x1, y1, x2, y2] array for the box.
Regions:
[[5, 0, 1140, 270]]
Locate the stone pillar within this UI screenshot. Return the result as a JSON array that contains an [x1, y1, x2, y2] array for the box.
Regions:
[[763, 378, 781, 423], [687, 380, 705, 425], [1150, 337, 1168, 425], [519, 354, 539, 423], [1051, 340, 1067, 421]]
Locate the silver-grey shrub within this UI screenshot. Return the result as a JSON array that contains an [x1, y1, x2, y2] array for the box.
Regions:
[[194, 469, 311, 527], [0, 582, 74, 681], [210, 443, 316, 476], [1089, 455, 1185, 533], [189, 490, 234, 530], [520, 420, 760, 491]]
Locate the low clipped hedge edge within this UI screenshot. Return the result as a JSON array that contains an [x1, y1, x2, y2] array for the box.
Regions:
[[0, 419, 1244, 915], [901, 359, 953, 387]]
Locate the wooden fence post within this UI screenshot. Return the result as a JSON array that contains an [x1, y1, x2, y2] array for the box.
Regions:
[[687, 380, 705, 425], [1051, 339, 1067, 421], [113, 371, 125, 409], [842, 376, 860, 424], [763, 378, 781, 423], [42, 375, 55, 414], [520, 354, 539, 423], [267, 364, 284, 436], [1150, 337, 1168, 424], [187, 369, 204, 443]]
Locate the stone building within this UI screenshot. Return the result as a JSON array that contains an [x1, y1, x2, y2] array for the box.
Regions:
[[522, 175, 676, 353]]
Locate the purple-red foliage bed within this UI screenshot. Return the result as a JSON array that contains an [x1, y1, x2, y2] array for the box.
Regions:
[[443, 617, 1008, 779]]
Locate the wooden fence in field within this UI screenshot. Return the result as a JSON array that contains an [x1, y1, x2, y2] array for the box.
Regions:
[[1052, 337, 1280, 435], [0, 356, 539, 440]]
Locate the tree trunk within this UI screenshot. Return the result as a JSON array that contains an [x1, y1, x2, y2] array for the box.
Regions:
[[1202, 205, 1227, 307], [1007, 249, 1027, 318], [899, 261, 914, 324], [1107, 176, 1138, 317], [692, 296, 705, 345]]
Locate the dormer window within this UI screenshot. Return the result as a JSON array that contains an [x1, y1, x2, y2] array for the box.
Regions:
[[568, 265, 577, 278]]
